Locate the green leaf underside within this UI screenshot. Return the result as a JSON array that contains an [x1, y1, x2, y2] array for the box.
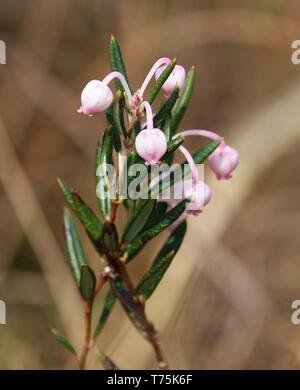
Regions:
[[166, 68, 196, 139], [97, 350, 119, 370], [109, 35, 131, 92], [125, 198, 189, 262], [147, 59, 176, 104], [111, 125, 122, 153], [51, 328, 77, 356], [162, 136, 184, 163], [80, 264, 96, 301], [63, 209, 87, 286], [94, 289, 117, 338], [136, 221, 187, 299], [103, 221, 119, 252], [58, 179, 102, 241], [96, 126, 113, 220], [144, 202, 168, 229], [150, 139, 221, 197], [113, 91, 127, 142], [122, 199, 156, 243]]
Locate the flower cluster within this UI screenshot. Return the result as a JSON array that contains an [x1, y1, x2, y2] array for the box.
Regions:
[[78, 55, 239, 220], [56, 37, 240, 370]]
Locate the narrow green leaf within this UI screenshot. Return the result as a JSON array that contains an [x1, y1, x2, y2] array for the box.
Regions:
[[80, 264, 96, 301], [193, 138, 221, 164], [95, 127, 113, 220], [105, 103, 123, 153], [125, 198, 189, 262], [147, 59, 176, 104], [144, 202, 168, 229], [63, 209, 87, 286], [130, 119, 141, 142], [93, 290, 117, 338], [122, 199, 155, 243], [150, 139, 221, 197], [136, 221, 187, 300], [102, 221, 119, 252], [51, 328, 77, 356], [109, 35, 131, 92], [154, 220, 187, 261], [137, 251, 175, 299], [166, 67, 196, 139], [162, 136, 184, 163], [111, 126, 122, 153], [113, 90, 127, 139], [105, 104, 114, 126], [57, 179, 102, 241], [153, 86, 179, 128], [96, 350, 119, 370]]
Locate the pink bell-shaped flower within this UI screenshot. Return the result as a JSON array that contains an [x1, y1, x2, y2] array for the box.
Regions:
[[155, 64, 186, 97], [208, 144, 239, 180], [78, 80, 113, 116], [183, 180, 212, 215], [135, 101, 167, 165], [135, 128, 167, 165]]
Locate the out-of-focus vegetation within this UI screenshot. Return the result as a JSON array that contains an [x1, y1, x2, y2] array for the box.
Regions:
[[1, 0, 300, 369]]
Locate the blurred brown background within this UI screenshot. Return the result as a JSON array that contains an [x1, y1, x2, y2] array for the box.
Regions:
[[0, 0, 300, 369]]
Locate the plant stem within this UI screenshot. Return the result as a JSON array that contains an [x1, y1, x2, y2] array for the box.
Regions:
[[94, 273, 106, 297], [78, 271, 107, 369], [109, 200, 118, 222], [151, 334, 169, 370], [78, 299, 92, 370]]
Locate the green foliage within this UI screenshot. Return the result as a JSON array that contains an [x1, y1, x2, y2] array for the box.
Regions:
[[122, 199, 155, 243], [153, 86, 179, 128], [58, 179, 102, 241], [166, 67, 196, 139], [80, 264, 96, 301], [95, 126, 113, 220], [102, 221, 119, 252], [63, 209, 87, 286], [109, 35, 131, 93], [113, 90, 127, 140], [125, 199, 189, 262], [51, 328, 77, 356], [136, 221, 187, 299], [150, 139, 221, 197], [56, 37, 230, 367], [147, 59, 176, 104], [93, 290, 117, 338]]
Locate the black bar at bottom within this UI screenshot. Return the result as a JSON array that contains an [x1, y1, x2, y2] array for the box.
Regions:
[[0, 370, 299, 387]]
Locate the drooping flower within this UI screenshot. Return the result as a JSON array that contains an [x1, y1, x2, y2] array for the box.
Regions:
[[155, 64, 186, 97], [176, 129, 239, 180], [77, 80, 113, 116], [78, 71, 132, 117], [176, 146, 211, 215], [135, 102, 167, 165], [208, 144, 239, 180], [158, 145, 211, 219], [183, 180, 212, 215], [135, 128, 168, 166], [138, 57, 172, 97]]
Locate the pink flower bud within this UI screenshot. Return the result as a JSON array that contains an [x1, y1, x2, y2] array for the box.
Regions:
[[155, 65, 186, 97], [77, 80, 113, 116], [135, 128, 167, 165], [183, 180, 212, 215], [208, 144, 239, 180]]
